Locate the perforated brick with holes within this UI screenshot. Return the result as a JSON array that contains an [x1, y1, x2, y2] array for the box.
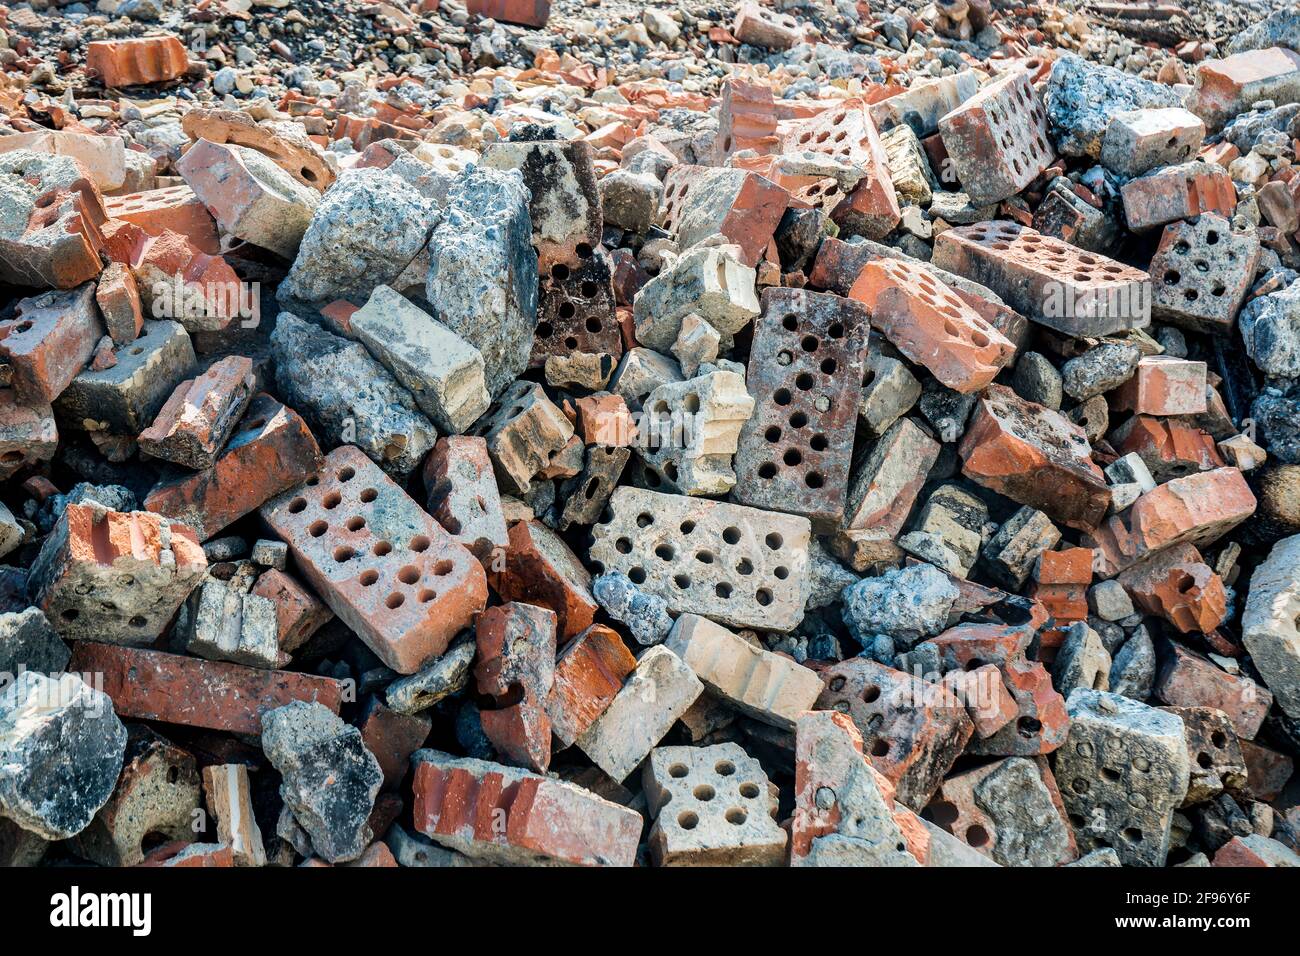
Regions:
[[814, 656, 973, 812], [260, 445, 487, 674], [1055, 689, 1190, 866], [781, 101, 901, 239], [656, 165, 787, 268], [1149, 213, 1261, 332], [531, 244, 622, 366], [732, 287, 870, 529], [850, 257, 1014, 394], [937, 68, 1054, 205], [932, 221, 1151, 337], [643, 743, 787, 866], [590, 486, 811, 632]]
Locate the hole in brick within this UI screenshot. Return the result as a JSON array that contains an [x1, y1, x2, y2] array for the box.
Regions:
[[432, 559, 453, 576], [756, 588, 773, 606], [655, 543, 675, 561], [801, 335, 819, 352], [585, 316, 602, 333], [758, 462, 777, 479], [828, 321, 844, 339], [61, 608, 79, 622], [790, 411, 808, 428], [346, 516, 365, 531], [784, 449, 802, 466], [1175, 241, 1190, 254], [1197, 752, 1213, 769], [680, 520, 696, 534], [737, 558, 754, 575], [1211, 731, 1228, 748], [774, 388, 792, 406], [795, 373, 813, 390], [765, 426, 782, 443], [673, 573, 691, 590], [765, 533, 783, 550], [726, 808, 748, 825], [723, 526, 741, 544], [289, 497, 307, 514], [386, 592, 405, 609], [669, 763, 688, 778], [323, 492, 342, 510], [333, 546, 355, 562], [410, 535, 431, 552], [1183, 289, 1199, 302], [696, 550, 715, 564], [637, 513, 654, 527], [129, 615, 147, 628], [1123, 828, 1143, 843], [338, 467, 355, 482], [581, 281, 598, 298], [740, 782, 760, 798], [1101, 767, 1122, 782], [360, 570, 379, 587], [810, 433, 828, 452], [536, 321, 554, 338], [309, 521, 328, 537], [716, 760, 735, 776], [1018, 717, 1041, 738], [629, 566, 647, 584], [1206, 231, 1219, 245], [360, 488, 378, 503], [715, 582, 732, 598], [684, 393, 700, 414], [821, 358, 837, 375], [616, 537, 632, 553], [398, 565, 420, 585], [971, 331, 990, 349], [774, 566, 789, 579], [1163, 270, 1181, 285], [966, 825, 990, 847], [928, 801, 959, 827], [677, 811, 699, 830], [559, 302, 576, 320], [576, 243, 593, 259], [373, 541, 393, 556], [871, 739, 889, 757], [418, 589, 436, 603], [1212, 284, 1226, 296]]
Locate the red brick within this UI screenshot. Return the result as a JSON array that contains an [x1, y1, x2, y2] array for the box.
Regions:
[[95, 261, 144, 345], [1029, 547, 1093, 639], [0, 158, 107, 290], [464, 0, 550, 27], [733, 2, 803, 49], [1239, 739, 1294, 802], [475, 602, 557, 772], [849, 257, 1014, 393], [815, 656, 973, 810], [1111, 415, 1224, 482], [1120, 162, 1237, 232], [1118, 542, 1227, 634], [138, 355, 257, 470], [181, 107, 334, 192], [411, 751, 641, 866], [546, 623, 637, 748], [489, 519, 597, 639], [657, 165, 788, 268], [939, 663, 1018, 739], [86, 35, 189, 88], [139, 842, 235, 867], [67, 642, 345, 735], [782, 100, 900, 239], [958, 384, 1112, 532], [1155, 642, 1272, 739], [1194, 47, 1300, 130], [1, 284, 103, 405], [1085, 467, 1256, 577], [146, 394, 323, 540], [0, 390, 57, 480], [104, 184, 221, 255], [422, 435, 508, 567], [937, 68, 1053, 205], [260, 445, 487, 674], [358, 698, 432, 791], [120, 227, 243, 332], [1110, 355, 1208, 415], [716, 77, 780, 159], [249, 568, 333, 654]]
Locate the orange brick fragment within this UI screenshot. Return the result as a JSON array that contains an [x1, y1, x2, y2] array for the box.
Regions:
[[104, 184, 221, 255], [87, 35, 189, 88]]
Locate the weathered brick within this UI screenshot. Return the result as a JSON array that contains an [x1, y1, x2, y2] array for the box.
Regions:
[[1, 284, 103, 406], [67, 642, 345, 735], [716, 78, 780, 159], [411, 749, 641, 866], [657, 165, 788, 267], [816, 656, 973, 811], [1118, 542, 1227, 634], [104, 184, 221, 254], [532, 246, 622, 367], [1120, 161, 1237, 232], [1242, 534, 1300, 721], [591, 486, 811, 632], [841, 416, 940, 537], [638, 367, 753, 496], [1110, 356, 1208, 416], [475, 602, 557, 772], [28, 503, 206, 644], [1111, 415, 1224, 483], [959, 384, 1112, 532], [1085, 467, 1256, 577], [937, 68, 1054, 205], [0, 391, 57, 480], [850, 257, 1014, 394], [249, 567, 333, 654], [1194, 47, 1300, 131], [138, 355, 257, 470], [472, 380, 574, 495], [0, 151, 107, 290], [146, 393, 323, 541], [1154, 642, 1271, 740], [422, 435, 509, 565], [489, 519, 596, 639], [202, 762, 267, 866], [259, 445, 487, 673], [86, 35, 189, 87], [181, 107, 334, 192], [546, 623, 637, 749], [732, 2, 802, 49]]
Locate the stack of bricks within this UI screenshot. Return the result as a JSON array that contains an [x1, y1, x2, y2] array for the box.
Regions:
[[3, 1, 1300, 876]]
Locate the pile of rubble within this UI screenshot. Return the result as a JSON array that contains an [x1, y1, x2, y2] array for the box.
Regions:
[[3, 0, 1300, 870]]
